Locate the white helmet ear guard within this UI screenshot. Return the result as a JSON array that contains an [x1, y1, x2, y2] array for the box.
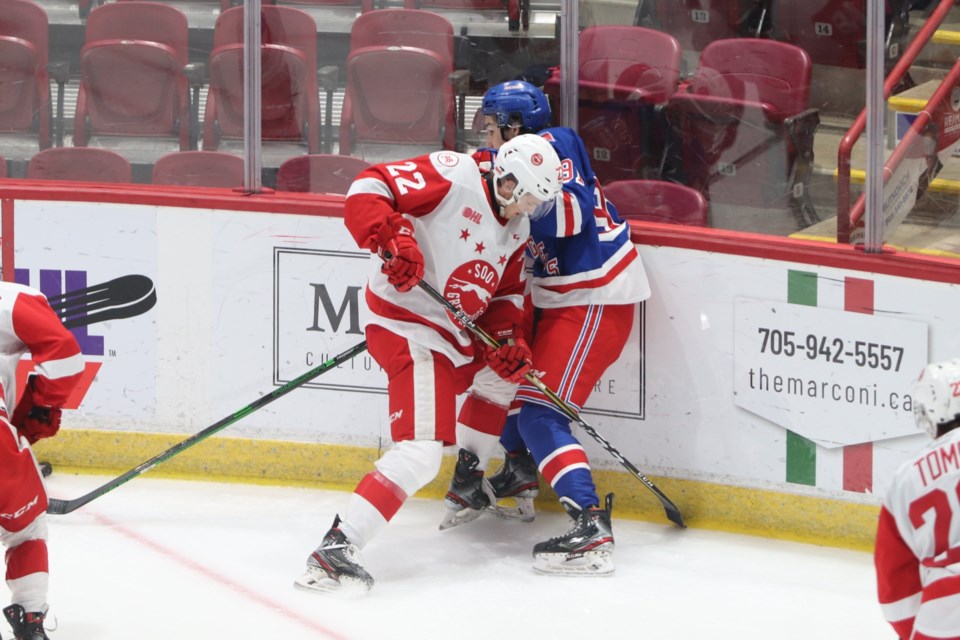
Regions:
[[913, 358, 960, 438], [492, 134, 563, 212]]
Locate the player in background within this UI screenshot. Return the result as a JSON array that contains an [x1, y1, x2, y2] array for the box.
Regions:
[[294, 134, 563, 594], [440, 80, 652, 576], [0, 283, 85, 640], [876, 359, 960, 640]]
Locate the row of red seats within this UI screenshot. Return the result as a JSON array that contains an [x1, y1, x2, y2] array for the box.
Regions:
[[0, 149, 373, 193], [0, 1, 467, 164], [60, 0, 911, 56], [641, 0, 912, 69], [546, 27, 820, 228], [0, 149, 711, 227], [71, 0, 523, 31]]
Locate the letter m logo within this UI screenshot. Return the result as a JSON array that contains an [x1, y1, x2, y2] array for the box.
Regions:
[[307, 284, 363, 335]]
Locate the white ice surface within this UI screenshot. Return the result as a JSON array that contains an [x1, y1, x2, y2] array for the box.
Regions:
[[24, 472, 895, 640]]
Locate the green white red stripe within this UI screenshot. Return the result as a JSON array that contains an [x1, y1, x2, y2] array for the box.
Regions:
[[786, 270, 874, 493]]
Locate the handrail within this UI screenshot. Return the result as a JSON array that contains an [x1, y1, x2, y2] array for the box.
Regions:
[[836, 0, 958, 244], [846, 55, 960, 241]]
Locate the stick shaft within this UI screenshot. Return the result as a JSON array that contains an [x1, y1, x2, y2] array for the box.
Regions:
[[416, 280, 685, 527], [47, 340, 368, 515]]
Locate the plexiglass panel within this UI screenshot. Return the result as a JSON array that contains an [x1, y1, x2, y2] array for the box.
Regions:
[[574, 0, 960, 254], [0, 0, 564, 192], [6, 0, 960, 260]]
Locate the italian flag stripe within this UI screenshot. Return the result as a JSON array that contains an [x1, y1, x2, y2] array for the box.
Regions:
[[785, 270, 875, 493], [786, 270, 817, 486], [842, 277, 874, 493]]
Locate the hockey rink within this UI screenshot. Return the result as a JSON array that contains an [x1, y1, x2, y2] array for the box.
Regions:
[[31, 472, 893, 639]]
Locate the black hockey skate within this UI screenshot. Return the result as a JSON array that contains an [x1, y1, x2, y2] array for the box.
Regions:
[[532, 493, 615, 576], [439, 448, 495, 530], [294, 516, 373, 595], [485, 450, 539, 522], [3, 604, 48, 640]]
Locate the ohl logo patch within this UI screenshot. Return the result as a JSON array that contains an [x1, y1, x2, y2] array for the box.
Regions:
[[443, 261, 499, 327], [13, 269, 157, 409]]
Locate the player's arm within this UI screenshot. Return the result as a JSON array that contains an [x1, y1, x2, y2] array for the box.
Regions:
[[874, 505, 922, 639], [344, 157, 449, 252], [10, 290, 84, 443], [478, 245, 531, 383], [344, 157, 448, 292]]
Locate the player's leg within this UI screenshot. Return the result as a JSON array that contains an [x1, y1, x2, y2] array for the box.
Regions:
[[516, 303, 634, 575], [440, 364, 517, 528], [485, 299, 540, 519], [0, 422, 51, 639], [485, 406, 540, 521], [296, 325, 455, 593]]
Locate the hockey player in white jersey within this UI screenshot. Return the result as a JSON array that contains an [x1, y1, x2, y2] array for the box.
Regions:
[[294, 135, 563, 594], [441, 80, 651, 576], [876, 359, 960, 639], [0, 282, 85, 640]]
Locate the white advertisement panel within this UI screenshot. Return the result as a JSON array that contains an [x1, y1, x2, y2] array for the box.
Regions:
[[13, 200, 159, 420], [16, 195, 960, 502], [733, 299, 928, 447], [208, 215, 645, 447]]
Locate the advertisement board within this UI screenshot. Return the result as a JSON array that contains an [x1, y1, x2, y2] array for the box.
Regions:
[[12, 197, 960, 502]]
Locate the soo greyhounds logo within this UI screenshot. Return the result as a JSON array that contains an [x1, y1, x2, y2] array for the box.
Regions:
[[14, 273, 157, 409], [443, 261, 499, 327]]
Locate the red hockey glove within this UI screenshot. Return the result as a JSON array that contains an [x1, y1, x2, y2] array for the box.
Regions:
[[376, 218, 424, 293], [11, 384, 62, 444], [484, 329, 533, 383]]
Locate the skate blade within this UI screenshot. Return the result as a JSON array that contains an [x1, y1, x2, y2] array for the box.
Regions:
[[487, 497, 536, 522], [439, 506, 484, 530], [532, 550, 615, 576], [293, 571, 372, 596]]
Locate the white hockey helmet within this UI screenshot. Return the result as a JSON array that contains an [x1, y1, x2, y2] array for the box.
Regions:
[[912, 358, 960, 438], [492, 133, 563, 218]]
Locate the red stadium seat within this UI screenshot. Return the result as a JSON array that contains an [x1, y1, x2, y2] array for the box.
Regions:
[[74, 2, 191, 158], [662, 38, 820, 229], [340, 9, 465, 161], [770, 0, 911, 70], [0, 0, 52, 155], [151, 150, 244, 187], [543, 25, 682, 184], [276, 154, 371, 194], [604, 180, 709, 226], [204, 6, 322, 158], [27, 147, 132, 183]]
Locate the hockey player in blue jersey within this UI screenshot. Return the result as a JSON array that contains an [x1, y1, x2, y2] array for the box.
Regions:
[[441, 80, 652, 575]]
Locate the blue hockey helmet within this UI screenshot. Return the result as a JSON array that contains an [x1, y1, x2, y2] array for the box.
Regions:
[[482, 81, 552, 132]]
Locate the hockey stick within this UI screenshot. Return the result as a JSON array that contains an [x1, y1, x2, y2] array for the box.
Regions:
[[46, 274, 157, 329], [46, 340, 369, 515], [416, 279, 686, 528]]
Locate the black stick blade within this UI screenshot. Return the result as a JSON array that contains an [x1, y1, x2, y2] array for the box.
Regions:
[[664, 501, 686, 528], [46, 498, 70, 515]]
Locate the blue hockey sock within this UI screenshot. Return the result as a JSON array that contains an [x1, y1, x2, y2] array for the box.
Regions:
[[518, 403, 598, 509]]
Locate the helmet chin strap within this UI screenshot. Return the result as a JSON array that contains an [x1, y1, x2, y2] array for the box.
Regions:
[[494, 174, 519, 208]]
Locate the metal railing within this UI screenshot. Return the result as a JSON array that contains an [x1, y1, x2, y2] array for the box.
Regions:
[[836, 0, 958, 243]]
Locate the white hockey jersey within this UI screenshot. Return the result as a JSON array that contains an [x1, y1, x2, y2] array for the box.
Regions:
[[345, 151, 529, 367], [0, 282, 84, 417], [876, 426, 960, 639]]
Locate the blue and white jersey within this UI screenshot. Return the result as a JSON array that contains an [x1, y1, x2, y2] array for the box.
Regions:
[[475, 127, 650, 308]]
